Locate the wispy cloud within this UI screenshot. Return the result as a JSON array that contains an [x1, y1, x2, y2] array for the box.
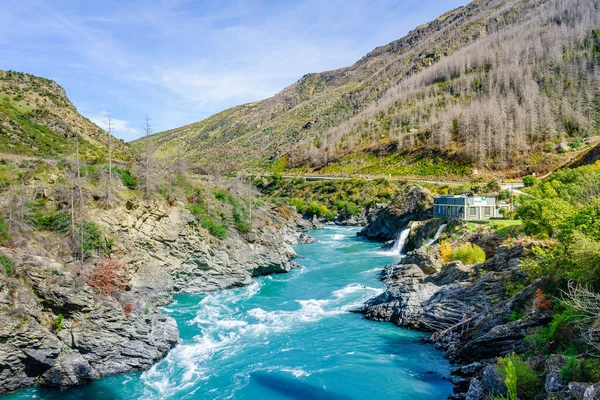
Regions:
[[0, 0, 470, 140], [89, 112, 139, 141]]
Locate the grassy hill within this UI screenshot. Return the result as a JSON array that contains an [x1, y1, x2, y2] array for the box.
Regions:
[[0, 70, 131, 162], [141, 0, 600, 179]]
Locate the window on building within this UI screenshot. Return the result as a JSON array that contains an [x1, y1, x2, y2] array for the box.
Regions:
[[484, 207, 491, 217], [470, 208, 477, 217]]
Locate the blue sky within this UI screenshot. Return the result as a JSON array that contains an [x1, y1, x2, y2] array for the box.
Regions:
[[0, 0, 469, 141]]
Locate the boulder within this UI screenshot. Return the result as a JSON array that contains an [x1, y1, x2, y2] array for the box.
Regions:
[[584, 382, 600, 400], [465, 378, 486, 400], [480, 365, 507, 397], [402, 246, 442, 275], [545, 355, 567, 394], [364, 264, 438, 328], [569, 382, 591, 399], [430, 261, 472, 285]]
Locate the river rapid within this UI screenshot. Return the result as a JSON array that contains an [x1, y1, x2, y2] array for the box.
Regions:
[[5, 226, 452, 400]]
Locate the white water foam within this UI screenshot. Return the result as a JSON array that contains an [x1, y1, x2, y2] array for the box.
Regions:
[[359, 267, 383, 275], [425, 224, 447, 247], [280, 367, 311, 377], [378, 227, 411, 256], [142, 280, 382, 399]]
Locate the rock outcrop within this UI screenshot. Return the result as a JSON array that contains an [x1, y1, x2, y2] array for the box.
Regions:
[[0, 199, 309, 394], [0, 250, 179, 393], [90, 200, 304, 305], [358, 185, 433, 241], [362, 240, 561, 399]]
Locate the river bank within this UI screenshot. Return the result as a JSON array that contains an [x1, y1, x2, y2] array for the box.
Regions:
[[3, 226, 453, 400]]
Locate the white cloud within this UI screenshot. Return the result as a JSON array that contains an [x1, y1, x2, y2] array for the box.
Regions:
[[89, 112, 139, 140], [1, 0, 471, 139]]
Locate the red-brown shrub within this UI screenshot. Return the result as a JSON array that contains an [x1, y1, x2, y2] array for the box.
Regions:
[[123, 303, 132, 315], [534, 288, 553, 310], [87, 257, 127, 295]]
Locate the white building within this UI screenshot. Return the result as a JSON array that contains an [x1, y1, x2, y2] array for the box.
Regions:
[[434, 195, 505, 220]]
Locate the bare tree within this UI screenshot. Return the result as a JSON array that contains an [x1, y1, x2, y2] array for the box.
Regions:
[[564, 281, 600, 354], [142, 113, 154, 199], [103, 111, 115, 207]]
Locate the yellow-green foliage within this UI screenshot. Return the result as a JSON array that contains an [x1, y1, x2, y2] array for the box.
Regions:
[[439, 241, 452, 263], [560, 357, 600, 383], [496, 353, 541, 400], [449, 244, 486, 265], [258, 176, 400, 219]]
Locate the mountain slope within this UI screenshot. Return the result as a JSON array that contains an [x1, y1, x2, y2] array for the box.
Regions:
[[144, 0, 600, 179], [0, 70, 131, 161]]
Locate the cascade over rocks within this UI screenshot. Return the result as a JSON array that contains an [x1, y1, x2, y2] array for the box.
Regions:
[[358, 185, 433, 241], [361, 236, 566, 399]]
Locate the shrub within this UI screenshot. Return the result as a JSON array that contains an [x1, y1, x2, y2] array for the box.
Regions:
[[213, 188, 229, 202], [26, 201, 71, 233], [561, 357, 600, 383], [0, 255, 13, 276], [533, 289, 553, 310], [289, 198, 307, 214], [450, 244, 486, 265], [115, 168, 137, 190], [334, 201, 360, 217], [486, 180, 501, 193], [76, 221, 105, 259], [497, 189, 511, 201], [522, 175, 538, 187], [496, 353, 541, 400], [53, 314, 64, 331], [123, 303, 132, 315], [202, 217, 228, 240], [233, 208, 252, 233], [306, 201, 328, 217], [0, 215, 10, 245], [439, 241, 452, 263], [234, 218, 252, 234], [87, 257, 127, 295]]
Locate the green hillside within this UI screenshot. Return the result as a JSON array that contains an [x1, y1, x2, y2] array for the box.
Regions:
[[0, 70, 131, 162], [141, 0, 600, 179]]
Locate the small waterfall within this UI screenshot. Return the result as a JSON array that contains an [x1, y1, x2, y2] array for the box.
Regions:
[[425, 224, 447, 246], [391, 228, 411, 255]]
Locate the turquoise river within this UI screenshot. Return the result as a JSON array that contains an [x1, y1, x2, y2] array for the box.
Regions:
[[4, 226, 453, 399]]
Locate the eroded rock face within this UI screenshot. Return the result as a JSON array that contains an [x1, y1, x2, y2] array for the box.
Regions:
[[0, 250, 179, 393], [358, 185, 433, 241], [584, 383, 600, 400], [362, 240, 561, 398], [90, 200, 302, 304], [0, 200, 306, 394], [364, 263, 439, 327]]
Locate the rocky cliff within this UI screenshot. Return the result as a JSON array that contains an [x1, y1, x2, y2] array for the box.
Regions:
[[90, 199, 304, 305], [362, 222, 599, 399], [0, 249, 179, 392], [0, 198, 312, 394]]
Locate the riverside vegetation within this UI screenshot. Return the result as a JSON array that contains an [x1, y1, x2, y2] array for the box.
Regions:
[[358, 161, 600, 399], [1, 0, 600, 398], [0, 72, 319, 394]]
